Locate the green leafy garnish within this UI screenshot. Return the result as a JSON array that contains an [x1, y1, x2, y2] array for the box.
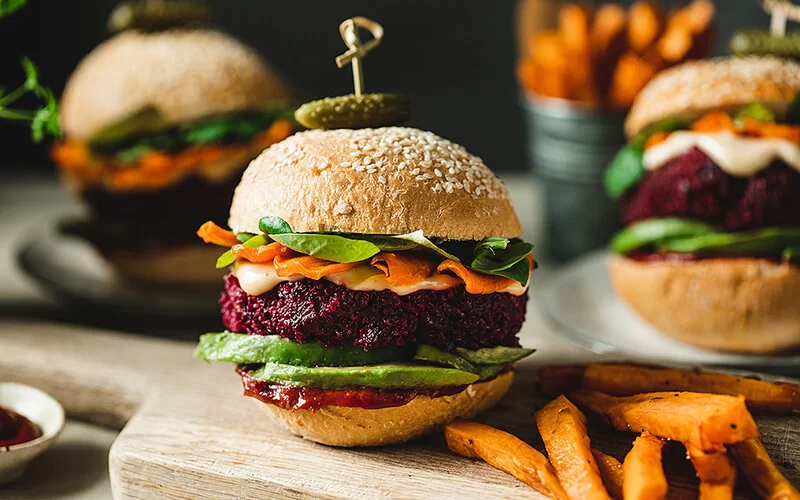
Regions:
[[269, 233, 381, 263], [213, 216, 534, 285], [604, 117, 688, 199], [414, 344, 534, 380], [360, 230, 460, 261], [611, 218, 716, 253], [258, 216, 292, 235], [89, 105, 295, 159], [734, 103, 775, 125], [0, 57, 61, 142], [470, 238, 534, 286], [215, 234, 267, 269], [0, 0, 27, 18]]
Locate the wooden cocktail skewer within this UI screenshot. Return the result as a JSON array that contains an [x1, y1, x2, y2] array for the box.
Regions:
[[335, 17, 384, 96]]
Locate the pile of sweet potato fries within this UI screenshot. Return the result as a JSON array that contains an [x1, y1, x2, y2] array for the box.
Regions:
[[445, 363, 799, 499], [517, 1, 714, 108]]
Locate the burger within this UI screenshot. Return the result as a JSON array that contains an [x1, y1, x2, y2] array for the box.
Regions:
[[193, 125, 536, 447], [51, 19, 294, 286], [604, 56, 800, 354]]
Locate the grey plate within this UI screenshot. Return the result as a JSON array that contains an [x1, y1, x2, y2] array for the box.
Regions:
[[539, 250, 800, 369], [16, 230, 221, 319]]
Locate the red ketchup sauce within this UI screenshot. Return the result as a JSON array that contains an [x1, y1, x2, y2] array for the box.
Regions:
[[0, 406, 42, 447], [238, 368, 469, 412]]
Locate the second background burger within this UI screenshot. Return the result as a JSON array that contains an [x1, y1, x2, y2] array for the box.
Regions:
[[51, 1, 295, 286]]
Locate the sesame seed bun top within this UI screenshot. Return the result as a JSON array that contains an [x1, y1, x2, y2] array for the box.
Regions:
[[60, 29, 291, 140], [625, 56, 800, 138], [228, 127, 522, 241]]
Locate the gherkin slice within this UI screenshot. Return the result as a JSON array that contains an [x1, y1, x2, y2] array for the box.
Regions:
[[295, 93, 412, 130], [108, 0, 211, 33]]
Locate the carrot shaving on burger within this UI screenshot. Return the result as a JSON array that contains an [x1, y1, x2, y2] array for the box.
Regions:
[[197, 221, 240, 247], [370, 252, 437, 286], [273, 253, 361, 280], [437, 256, 533, 294], [232, 242, 286, 263], [51, 118, 294, 191], [643, 111, 800, 150]]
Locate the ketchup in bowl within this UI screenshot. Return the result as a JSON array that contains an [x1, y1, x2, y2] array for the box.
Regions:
[[0, 406, 42, 448]]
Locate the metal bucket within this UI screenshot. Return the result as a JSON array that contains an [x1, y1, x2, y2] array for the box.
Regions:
[[521, 96, 626, 263]]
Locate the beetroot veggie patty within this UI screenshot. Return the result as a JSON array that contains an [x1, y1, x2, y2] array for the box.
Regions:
[[221, 274, 528, 351], [622, 147, 800, 230]]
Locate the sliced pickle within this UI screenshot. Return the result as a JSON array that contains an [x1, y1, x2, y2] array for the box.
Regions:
[[89, 106, 170, 148], [108, 0, 212, 33], [294, 93, 412, 130], [729, 29, 800, 58]]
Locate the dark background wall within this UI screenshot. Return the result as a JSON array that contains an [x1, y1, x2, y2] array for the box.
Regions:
[[0, 0, 771, 173]]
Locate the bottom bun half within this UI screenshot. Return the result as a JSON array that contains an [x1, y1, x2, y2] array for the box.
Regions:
[[609, 254, 800, 353], [107, 244, 224, 287], [256, 371, 515, 447]]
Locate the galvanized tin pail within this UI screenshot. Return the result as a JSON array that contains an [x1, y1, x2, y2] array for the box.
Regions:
[[522, 96, 626, 263]]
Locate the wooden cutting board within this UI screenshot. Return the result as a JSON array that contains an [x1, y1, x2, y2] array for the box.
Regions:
[[0, 318, 797, 499]]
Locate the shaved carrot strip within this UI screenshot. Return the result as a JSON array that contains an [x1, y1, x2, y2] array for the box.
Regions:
[[232, 242, 285, 264], [739, 119, 800, 143], [644, 130, 670, 149], [437, 257, 531, 294], [51, 119, 294, 191], [273, 253, 361, 280], [371, 252, 436, 286], [197, 221, 240, 247], [691, 112, 736, 133]]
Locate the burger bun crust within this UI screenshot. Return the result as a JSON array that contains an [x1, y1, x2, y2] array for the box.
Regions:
[[256, 371, 514, 447], [229, 127, 522, 241], [609, 254, 800, 353], [625, 56, 800, 137]]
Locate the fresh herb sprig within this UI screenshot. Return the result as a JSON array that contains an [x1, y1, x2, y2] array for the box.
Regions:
[[0, 58, 61, 142], [0, 0, 28, 18]]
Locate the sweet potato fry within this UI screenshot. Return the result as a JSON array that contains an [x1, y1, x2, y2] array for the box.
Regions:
[[623, 432, 667, 500], [531, 31, 570, 72], [609, 51, 660, 108], [570, 390, 759, 451], [687, 446, 736, 500], [581, 363, 800, 414], [591, 4, 627, 94], [559, 4, 592, 55], [538, 365, 585, 396], [657, 24, 693, 63], [536, 396, 612, 500], [628, 1, 663, 53], [444, 420, 568, 500], [591, 449, 623, 500], [729, 438, 800, 500]]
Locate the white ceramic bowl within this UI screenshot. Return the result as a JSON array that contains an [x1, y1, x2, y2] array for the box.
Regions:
[[0, 383, 65, 484]]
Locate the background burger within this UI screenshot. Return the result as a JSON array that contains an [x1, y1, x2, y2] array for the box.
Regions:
[[194, 125, 536, 447], [604, 56, 800, 354], [51, 3, 294, 286]]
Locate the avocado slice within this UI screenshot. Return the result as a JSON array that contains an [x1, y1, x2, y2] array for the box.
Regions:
[[658, 227, 800, 255], [245, 362, 479, 389], [611, 218, 716, 254], [455, 345, 536, 365], [414, 345, 529, 380], [194, 332, 411, 367], [414, 345, 476, 373]]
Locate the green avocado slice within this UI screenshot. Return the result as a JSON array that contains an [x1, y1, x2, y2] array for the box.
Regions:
[[245, 363, 480, 389], [658, 227, 800, 255], [455, 345, 536, 365], [194, 332, 411, 367], [611, 218, 716, 253], [414, 345, 477, 373]]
